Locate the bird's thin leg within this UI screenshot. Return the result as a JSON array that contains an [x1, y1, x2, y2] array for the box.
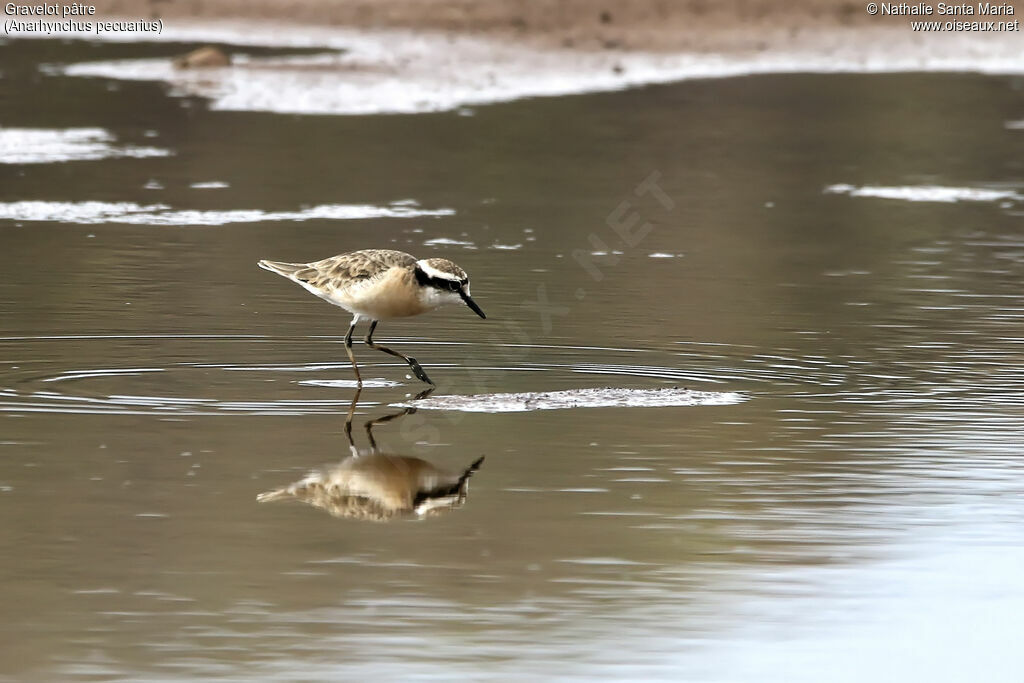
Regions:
[[364, 320, 434, 386], [344, 316, 363, 386], [364, 409, 407, 452], [344, 387, 362, 457], [362, 388, 434, 452]]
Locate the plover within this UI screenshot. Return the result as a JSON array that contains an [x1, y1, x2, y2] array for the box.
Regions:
[[258, 249, 485, 386]]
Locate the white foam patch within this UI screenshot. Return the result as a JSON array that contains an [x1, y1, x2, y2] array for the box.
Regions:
[[40, 21, 1024, 116], [1005, 120, 1024, 130], [423, 237, 476, 248], [825, 184, 1023, 203], [189, 181, 229, 189], [298, 379, 402, 389], [0, 201, 166, 223], [393, 387, 747, 413], [0, 127, 171, 164], [0, 201, 454, 225]]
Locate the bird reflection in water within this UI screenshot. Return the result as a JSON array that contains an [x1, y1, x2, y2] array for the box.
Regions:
[[257, 388, 484, 521]]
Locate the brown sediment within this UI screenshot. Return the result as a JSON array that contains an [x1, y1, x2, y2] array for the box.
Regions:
[[90, 0, 915, 52]]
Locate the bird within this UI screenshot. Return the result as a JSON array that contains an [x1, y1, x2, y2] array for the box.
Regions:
[[258, 249, 485, 386]]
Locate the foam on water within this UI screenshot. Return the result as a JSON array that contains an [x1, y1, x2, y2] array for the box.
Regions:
[[0, 200, 454, 225], [423, 237, 476, 248], [825, 184, 1023, 203], [394, 387, 747, 413], [0, 127, 170, 164]]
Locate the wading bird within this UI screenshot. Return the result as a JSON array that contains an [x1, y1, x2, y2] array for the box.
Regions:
[[258, 249, 485, 385]]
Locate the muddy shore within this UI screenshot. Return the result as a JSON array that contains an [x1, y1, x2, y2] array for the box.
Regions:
[[56, 2, 1022, 116], [88, 0, 934, 52]]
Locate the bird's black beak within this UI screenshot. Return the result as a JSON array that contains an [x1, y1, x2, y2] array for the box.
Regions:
[[459, 289, 486, 319]]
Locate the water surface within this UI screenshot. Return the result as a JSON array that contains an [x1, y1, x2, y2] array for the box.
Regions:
[[2, 38, 1024, 681]]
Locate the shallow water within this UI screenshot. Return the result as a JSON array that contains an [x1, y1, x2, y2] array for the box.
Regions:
[[3, 36, 1024, 681]]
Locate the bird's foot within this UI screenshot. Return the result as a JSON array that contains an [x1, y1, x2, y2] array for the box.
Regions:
[[407, 358, 434, 386]]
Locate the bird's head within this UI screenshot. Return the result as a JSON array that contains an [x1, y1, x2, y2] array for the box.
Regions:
[[414, 258, 486, 319]]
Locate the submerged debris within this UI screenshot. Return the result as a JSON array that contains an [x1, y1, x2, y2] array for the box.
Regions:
[[174, 46, 230, 69]]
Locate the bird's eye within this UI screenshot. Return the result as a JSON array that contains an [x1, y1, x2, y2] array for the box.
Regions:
[[449, 280, 460, 292]]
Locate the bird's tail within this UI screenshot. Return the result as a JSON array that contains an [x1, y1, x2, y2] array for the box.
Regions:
[[258, 259, 307, 279]]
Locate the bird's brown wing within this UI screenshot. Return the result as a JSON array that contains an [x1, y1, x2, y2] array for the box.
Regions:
[[299, 249, 417, 290]]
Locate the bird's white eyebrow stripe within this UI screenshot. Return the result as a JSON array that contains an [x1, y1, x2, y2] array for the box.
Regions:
[[415, 259, 460, 281]]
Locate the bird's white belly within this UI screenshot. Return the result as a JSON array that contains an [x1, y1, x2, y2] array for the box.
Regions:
[[319, 268, 431, 320]]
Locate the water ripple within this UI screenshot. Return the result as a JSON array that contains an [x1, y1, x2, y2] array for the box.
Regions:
[[0, 336, 757, 417]]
